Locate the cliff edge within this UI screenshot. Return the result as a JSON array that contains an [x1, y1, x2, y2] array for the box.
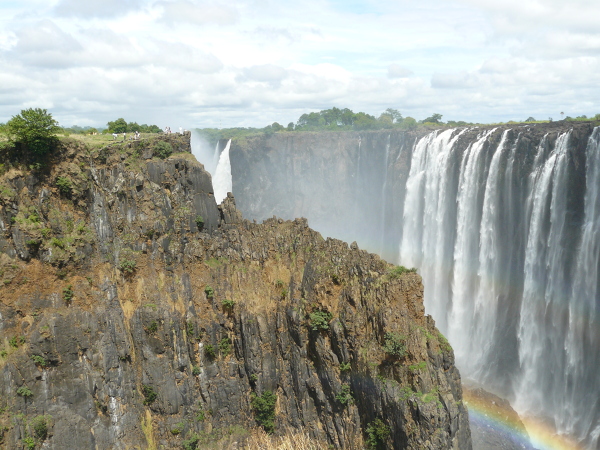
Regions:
[[0, 133, 471, 449]]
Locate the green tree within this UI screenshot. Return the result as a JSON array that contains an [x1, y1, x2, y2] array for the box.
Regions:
[[385, 108, 403, 123], [6, 108, 60, 156], [107, 118, 128, 133], [401, 117, 418, 130], [353, 112, 379, 130], [127, 121, 141, 132], [422, 113, 443, 124]]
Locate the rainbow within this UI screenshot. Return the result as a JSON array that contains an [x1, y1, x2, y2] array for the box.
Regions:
[[464, 390, 583, 450]]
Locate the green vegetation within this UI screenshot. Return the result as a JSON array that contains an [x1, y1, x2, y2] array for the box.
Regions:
[[195, 215, 204, 230], [437, 331, 452, 353], [339, 361, 351, 372], [17, 386, 33, 397], [55, 176, 72, 196], [31, 355, 48, 367], [147, 321, 158, 334], [221, 299, 235, 311], [192, 365, 200, 376], [105, 118, 161, 134], [154, 141, 173, 159], [383, 332, 407, 359], [31, 415, 50, 440], [204, 285, 214, 299], [63, 284, 73, 304], [204, 344, 216, 360], [5, 108, 60, 156], [182, 433, 201, 450], [365, 418, 391, 450], [308, 310, 333, 331], [119, 259, 137, 274], [387, 265, 417, 279], [186, 321, 194, 336], [335, 384, 353, 406], [195, 108, 600, 149], [23, 436, 35, 449], [142, 384, 157, 405], [9, 335, 25, 348], [408, 361, 427, 372], [219, 337, 232, 357], [251, 391, 277, 434], [170, 421, 185, 435]]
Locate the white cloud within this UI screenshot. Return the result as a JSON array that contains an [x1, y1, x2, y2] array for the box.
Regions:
[[155, 0, 239, 26], [0, 0, 599, 127], [54, 0, 142, 18], [388, 64, 412, 78]]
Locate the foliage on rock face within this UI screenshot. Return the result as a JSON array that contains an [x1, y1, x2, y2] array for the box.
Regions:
[[142, 384, 157, 405], [119, 259, 137, 274], [219, 337, 232, 356], [31, 355, 48, 367], [382, 332, 407, 359], [251, 391, 277, 434], [154, 141, 173, 159], [195, 215, 204, 231], [308, 310, 332, 331], [6, 108, 60, 156], [63, 284, 74, 304], [31, 415, 50, 440], [204, 344, 216, 360], [387, 265, 417, 278], [365, 418, 390, 449], [335, 384, 353, 406], [17, 386, 33, 397], [55, 176, 73, 196]]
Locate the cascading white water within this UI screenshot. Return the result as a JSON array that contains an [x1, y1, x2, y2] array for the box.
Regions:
[[400, 128, 466, 333], [398, 126, 600, 448], [231, 124, 600, 447], [448, 128, 497, 372], [213, 139, 232, 204]]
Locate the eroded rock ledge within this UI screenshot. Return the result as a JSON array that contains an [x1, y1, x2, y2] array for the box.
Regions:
[[0, 134, 471, 449]]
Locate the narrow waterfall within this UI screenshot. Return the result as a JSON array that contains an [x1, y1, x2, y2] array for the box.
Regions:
[[398, 126, 600, 448], [213, 139, 232, 204]]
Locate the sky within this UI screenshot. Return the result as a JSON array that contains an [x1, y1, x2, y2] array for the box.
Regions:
[[0, 0, 599, 129]]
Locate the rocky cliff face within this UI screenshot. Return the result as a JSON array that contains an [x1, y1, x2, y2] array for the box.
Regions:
[[0, 133, 471, 449]]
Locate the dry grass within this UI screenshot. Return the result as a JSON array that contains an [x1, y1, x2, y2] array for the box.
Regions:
[[244, 428, 330, 450]]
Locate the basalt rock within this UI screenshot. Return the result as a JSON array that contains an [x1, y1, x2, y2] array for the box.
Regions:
[[0, 133, 471, 449]]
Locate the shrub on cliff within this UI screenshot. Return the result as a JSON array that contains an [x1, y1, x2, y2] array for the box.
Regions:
[[6, 108, 60, 157], [154, 141, 172, 159], [251, 391, 277, 434]]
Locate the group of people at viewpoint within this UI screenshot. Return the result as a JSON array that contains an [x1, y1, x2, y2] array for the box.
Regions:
[[163, 126, 184, 134], [111, 127, 185, 141], [112, 131, 140, 141]]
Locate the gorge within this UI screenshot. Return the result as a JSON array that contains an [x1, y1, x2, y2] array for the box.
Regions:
[[227, 122, 600, 449], [0, 132, 471, 449]]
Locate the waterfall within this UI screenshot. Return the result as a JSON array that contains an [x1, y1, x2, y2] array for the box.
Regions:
[[398, 126, 600, 448], [231, 124, 600, 447], [213, 139, 232, 204], [379, 134, 391, 255]]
